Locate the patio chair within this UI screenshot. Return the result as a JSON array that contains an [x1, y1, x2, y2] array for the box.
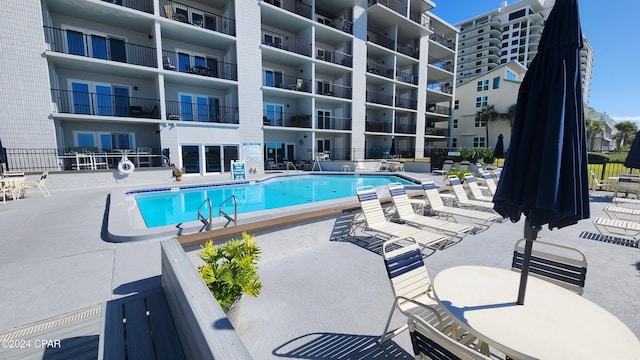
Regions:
[[33, 171, 51, 198], [603, 205, 640, 221], [593, 217, 640, 246], [387, 182, 474, 243], [589, 170, 615, 191], [1, 181, 12, 204], [480, 172, 497, 195], [380, 237, 476, 346], [407, 314, 492, 360], [512, 239, 587, 295], [612, 197, 640, 208], [447, 176, 497, 211], [419, 180, 501, 230], [432, 160, 453, 176], [462, 173, 493, 202], [356, 186, 448, 251]]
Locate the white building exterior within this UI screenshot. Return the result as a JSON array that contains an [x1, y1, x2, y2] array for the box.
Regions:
[[0, 0, 459, 175], [450, 61, 527, 151]]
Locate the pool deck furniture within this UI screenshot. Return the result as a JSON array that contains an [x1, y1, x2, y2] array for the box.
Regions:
[[99, 238, 251, 359], [433, 266, 640, 360], [447, 176, 497, 211], [593, 217, 640, 246]]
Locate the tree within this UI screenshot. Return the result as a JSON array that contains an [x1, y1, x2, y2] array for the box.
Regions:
[[585, 118, 604, 151], [476, 105, 500, 147], [614, 121, 638, 149], [502, 103, 517, 127]]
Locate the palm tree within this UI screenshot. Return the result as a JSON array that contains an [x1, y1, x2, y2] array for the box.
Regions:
[[585, 118, 604, 151], [502, 104, 517, 127], [476, 105, 500, 147], [614, 121, 638, 149]]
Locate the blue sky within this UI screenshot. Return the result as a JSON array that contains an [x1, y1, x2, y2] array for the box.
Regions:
[[431, 0, 640, 124]]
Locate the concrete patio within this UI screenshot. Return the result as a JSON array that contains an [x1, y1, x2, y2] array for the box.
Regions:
[[0, 172, 638, 359]]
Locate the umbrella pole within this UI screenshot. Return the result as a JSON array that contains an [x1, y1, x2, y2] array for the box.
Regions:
[[517, 218, 541, 305]]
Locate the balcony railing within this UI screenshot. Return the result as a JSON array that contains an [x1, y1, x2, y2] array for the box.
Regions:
[[427, 83, 453, 94], [429, 58, 454, 72], [315, 15, 353, 34], [262, 71, 312, 93], [315, 83, 352, 99], [396, 43, 419, 59], [395, 97, 418, 110], [368, 0, 407, 17], [162, 0, 236, 36], [395, 122, 417, 134], [316, 49, 353, 67], [366, 91, 393, 106], [429, 33, 455, 50], [262, 32, 312, 57], [424, 128, 450, 137], [44, 27, 157, 68], [166, 101, 239, 124], [365, 121, 392, 133], [263, 111, 311, 128], [101, 0, 153, 14], [426, 104, 451, 116], [396, 71, 419, 85], [264, 0, 312, 19], [367, 31, 395, 51], [316, 116, 352, 130], [367, 62, 394, 79], [409, 9, 430, 27], [51, 89, 161, 119], [162, 51, 238, 81]]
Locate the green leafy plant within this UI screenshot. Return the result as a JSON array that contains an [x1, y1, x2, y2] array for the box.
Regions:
[[172, 166, 184, 178], [198, 232, 263, 311], [446, 168, 468, 183]]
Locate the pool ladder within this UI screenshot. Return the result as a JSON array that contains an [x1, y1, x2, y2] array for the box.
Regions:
[[197, 195, 237, 231]]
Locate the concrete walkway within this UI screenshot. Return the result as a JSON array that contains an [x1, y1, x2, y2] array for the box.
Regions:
[[0, 174, 638, 359]]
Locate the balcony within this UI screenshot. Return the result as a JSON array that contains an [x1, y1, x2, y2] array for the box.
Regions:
[[263, 0, 312, 20], [424, 127, 450, 137], [316, 115, 352, 131], [394, 122, 417, 134], [316, 49, 353, 68], [366, 92, 393, 106], [428, 58, 454, 72], [367, 62, 394, 79], [395, 97, 418, 110], [367, 31, 395, 51], [51, 89, 161, 119], [315, 83, 352, 99], [162, 51, 238, 81], [396, 71, 419, 85], [429, 33, 455, 50], [262, 32, 312, 57], [44, 27, 157, 68], [427, 82, 453, 94], [263, 111, 311, 128], [396, 43, 419, 59], [162, 1, 236, 36], [166, 101, 239, 124], [365, 121, 392, 133], [101, 0, 153, 14], [426, 104, 451, 116], [368, 0, 407, 17], [315, 15, 353, 34], [262, 72, 312, 93]]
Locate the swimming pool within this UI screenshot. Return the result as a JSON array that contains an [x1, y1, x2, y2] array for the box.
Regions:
[[133, 174, 414, 228]]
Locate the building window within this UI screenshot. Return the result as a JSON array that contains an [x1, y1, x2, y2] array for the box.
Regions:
[[502, 26, 509, 31], [475, 96, 488, 108], [474, 117, 486, 128], [513, 23, 520, 28], [510, 48, 518, 53], [453, 119, 458, 128], [512, 31, 519, 37], [473, 137, 486, 147], [454, 100, 459, 110], [452, 138, 458, 148], [477, 45, 483, 50], [506, 70, 516, 80], [493, 76, 501, 89], [501, 50, 508, 56], [511, 40, 519, 46], [476, 61, 482, 66], [476, 53, 482, 58], [501, 59, 507, 64], [502, 34, 509, 40], [478, 29, 484, 34], [477, 37, 484, 41], [477, 80, 489, 92]]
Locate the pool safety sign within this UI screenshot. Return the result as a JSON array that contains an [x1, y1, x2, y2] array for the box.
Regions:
[[231, 160, 246, 180]]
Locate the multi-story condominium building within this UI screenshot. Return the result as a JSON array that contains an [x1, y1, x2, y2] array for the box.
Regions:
[[454, 0, 593, 103], [449, 61, 527, 151], [585, 107, 616, 151], [0, 0, 458, 176]]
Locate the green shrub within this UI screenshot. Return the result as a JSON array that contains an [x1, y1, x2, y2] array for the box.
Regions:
[[479, 148, 495, 164], [446, 168, 468, 182], [587, 152, 611, 164], [198, 232, 263, 311], [456, 147, 476, 161]]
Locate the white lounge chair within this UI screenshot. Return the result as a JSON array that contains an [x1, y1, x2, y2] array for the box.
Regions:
[[480, 172, 498, 195], [463, 173, 493, 202], [612, 197, 640, 208], [593, 217, 640, 247], [432, 160, 453, 176], [387, 182, 474, 242], [419, 180, 501, 230], [447, 176, 497, 211], [603, 205, 640, 221], [355, 186, 448, 251]]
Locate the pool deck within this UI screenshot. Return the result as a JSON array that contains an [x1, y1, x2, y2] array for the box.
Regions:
[[0, 171, 638, 358]]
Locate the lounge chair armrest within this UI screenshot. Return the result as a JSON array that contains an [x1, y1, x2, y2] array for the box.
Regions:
[[395, 296, 444, 327]]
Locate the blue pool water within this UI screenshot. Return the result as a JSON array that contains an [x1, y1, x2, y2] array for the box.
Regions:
[[134, 174, 413, 228]]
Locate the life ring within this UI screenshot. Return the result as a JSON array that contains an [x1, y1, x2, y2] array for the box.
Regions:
[[118, 158, 135, 175]]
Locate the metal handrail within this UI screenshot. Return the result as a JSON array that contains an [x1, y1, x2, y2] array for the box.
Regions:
[[285, 161, 298, 175], [198, 198, 213, 231], [218, 195, 237, 228]]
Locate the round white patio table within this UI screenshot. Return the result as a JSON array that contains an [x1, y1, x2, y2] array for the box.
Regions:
[[433, 265, 640, 360]]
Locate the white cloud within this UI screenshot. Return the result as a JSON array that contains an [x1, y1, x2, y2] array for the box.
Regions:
[[611, 115, 640, 122]]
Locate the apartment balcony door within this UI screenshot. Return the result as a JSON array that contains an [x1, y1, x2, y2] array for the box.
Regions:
[[317, 109, 331, 129]]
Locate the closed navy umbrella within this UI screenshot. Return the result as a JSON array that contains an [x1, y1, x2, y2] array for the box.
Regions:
[[0, 137, 5, 175], [623, 131, 640, 172], [389, 137, 396, 157], [492, 0, 590, 304], [493, 133, 505, 160]]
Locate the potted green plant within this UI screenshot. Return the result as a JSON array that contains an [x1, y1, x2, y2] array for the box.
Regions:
[[198, 232, 263, 311], [172, 166, 184, 181]]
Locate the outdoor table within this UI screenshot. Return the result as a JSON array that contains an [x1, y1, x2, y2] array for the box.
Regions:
[[433, 265, 640, 360]]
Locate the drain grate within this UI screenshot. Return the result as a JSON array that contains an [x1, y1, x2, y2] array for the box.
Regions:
[[0, 306, 101, 341]]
